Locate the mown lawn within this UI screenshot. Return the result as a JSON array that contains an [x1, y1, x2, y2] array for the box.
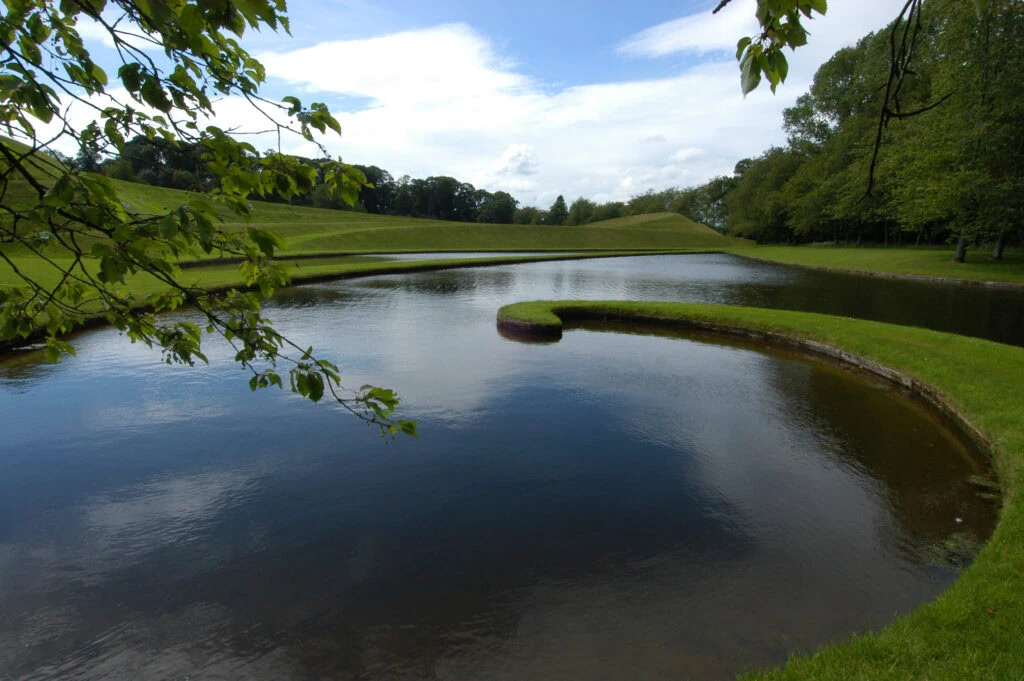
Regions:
[[730, 245, 1024, 286]]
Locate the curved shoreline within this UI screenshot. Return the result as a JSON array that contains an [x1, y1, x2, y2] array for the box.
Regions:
[[0, 249, 700, 356], [728, 250, 1024, 290], [497, 300, 1023, 681]]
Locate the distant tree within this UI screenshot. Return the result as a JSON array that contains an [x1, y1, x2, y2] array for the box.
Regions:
[[669, 177, 736, 231], [72, 141, 102, 173], [355, 166, 396, 214], [452, 182, 480, 222], [514, 206, 544, 225], [566, 197, 596, 226], [478, 191, 518, 224], [590, 201, 626, 223], [724, 147, 803, 242], [546, 195, 568, 225]]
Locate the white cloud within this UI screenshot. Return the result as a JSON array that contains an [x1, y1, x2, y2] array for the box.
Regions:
[[255, 24, 796, 205], [494, 144, 540, 177], [251, 5, 895, 207], [618, 1, 757, 57], [33, 5, 897, 207], [672, 147, 706, 162], [619, 0, 898, 83]]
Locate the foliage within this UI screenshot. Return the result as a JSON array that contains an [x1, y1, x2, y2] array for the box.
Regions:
[[0, 0, 416, 435], [545, 194, 568, 226], [718, 0, 829, 95], [715, 0, 1023, 258]]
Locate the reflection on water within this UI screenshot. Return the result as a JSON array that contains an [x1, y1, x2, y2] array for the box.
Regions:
[[0, 254, 1003, 680]]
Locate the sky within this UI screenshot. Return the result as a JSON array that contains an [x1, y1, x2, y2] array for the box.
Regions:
[[70, 1, 899, 208]]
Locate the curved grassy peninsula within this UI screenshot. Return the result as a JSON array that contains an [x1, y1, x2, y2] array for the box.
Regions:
[[497, 300, 1022, 681]]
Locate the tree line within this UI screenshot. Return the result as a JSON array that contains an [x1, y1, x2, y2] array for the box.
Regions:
[[76, 135, 736, 231], [717, 0, 1022, 260], [70, 0, 1020, 261]]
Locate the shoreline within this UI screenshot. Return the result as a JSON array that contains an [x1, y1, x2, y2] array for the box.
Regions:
[[496, 299, 1023, 681], [728, 249, 1024, 290]]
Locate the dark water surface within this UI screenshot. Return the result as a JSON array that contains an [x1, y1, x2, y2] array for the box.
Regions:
[[0, 254, 1004, 680]]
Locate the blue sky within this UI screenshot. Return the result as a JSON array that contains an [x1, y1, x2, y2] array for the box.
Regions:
[[274, 0, 718, 85], [67, 1, 899, 207]]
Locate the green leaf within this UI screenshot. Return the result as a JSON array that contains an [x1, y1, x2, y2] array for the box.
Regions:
[[741, 53, 762, 95], [282, 95, 301, 115], [736, 36, 752, 61], [247, 227, 286, 257]]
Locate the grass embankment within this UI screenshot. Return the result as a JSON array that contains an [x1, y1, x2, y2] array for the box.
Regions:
[[497, 300, 1023, 681], [1, 158, 742, 342], [729, 245, 1024, 287], [1, 153, 744, 283], [65, 175, 744, 255]]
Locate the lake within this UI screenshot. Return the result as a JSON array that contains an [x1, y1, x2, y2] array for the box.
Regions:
[[0, 254, 1006, 680]]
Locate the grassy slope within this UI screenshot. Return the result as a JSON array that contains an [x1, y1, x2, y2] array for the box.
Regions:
[[1, 170, 739, 335], [106, 180, 744, 254], [498, 300, 1023, 681], [729, 245, 1024, 286]]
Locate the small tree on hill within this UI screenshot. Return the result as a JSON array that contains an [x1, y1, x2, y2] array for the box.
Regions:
[[546, 195, 568, 226]]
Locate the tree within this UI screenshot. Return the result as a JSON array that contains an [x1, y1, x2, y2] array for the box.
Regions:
[[566, 197, 595, 226], [723, 147, 803, 242], [513, 206, 544, 225], [887, 0, 1024, 261], [545, 195, 568, 226], [477, 191, 518, 224], [0, 1, 415, 435], [354, 165, 396, 215]]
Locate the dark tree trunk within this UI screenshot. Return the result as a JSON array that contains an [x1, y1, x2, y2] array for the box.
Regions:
[[991, 231, 1009, 261], [954, 237, 968, 263]]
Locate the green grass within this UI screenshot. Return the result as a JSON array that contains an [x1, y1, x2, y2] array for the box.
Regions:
[[497, 300, 1024, 681], [1, 165, 745, 341], [1, 143, 744, 340], [107, 179, 744, 254], [729, 245, 1024, 286]]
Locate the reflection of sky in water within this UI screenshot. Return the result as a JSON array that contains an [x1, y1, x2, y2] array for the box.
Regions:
[[0, 253, 1000, 681]]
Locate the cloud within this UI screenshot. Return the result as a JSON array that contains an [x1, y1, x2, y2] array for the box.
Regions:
[[494, 144, 540, 177], [618, 1, 757, 57], [256, 24, 799, 205], [35, 5, 898, 207], [672, 147, 706, 162], [619, 1, 898, 82]]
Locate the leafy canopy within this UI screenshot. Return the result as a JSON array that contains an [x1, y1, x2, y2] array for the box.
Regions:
[[0, 0, 416, 437]]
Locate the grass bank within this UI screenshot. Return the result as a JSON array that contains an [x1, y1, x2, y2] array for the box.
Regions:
[[68, 175, 748, 254], [728, 245, 1024, 287], [0, 250, 709, 351], [1, 158, 744, 344], [497, 300, 1022, 681]]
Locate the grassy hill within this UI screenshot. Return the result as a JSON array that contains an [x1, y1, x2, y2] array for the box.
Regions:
[[101, 180, 742, 254], [1, 145, 743, 341]]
